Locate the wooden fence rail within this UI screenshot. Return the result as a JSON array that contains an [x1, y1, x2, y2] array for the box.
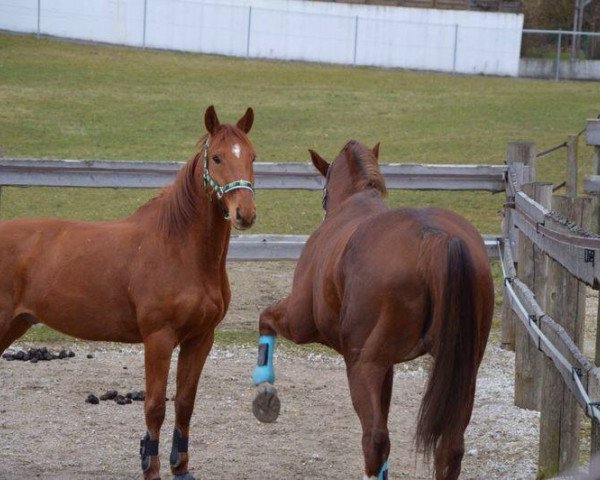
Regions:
[[229, 233, 501, 261], [500, 242, 600, 421], [0, 158, 505, 261], [509, 174, 600, 288], [0, 159, 507, 191]]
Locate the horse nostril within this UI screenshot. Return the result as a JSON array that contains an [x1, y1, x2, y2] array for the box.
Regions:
[[236, 208, 242, 221]]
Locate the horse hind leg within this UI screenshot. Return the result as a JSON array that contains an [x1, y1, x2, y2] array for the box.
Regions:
[[433, 389, 475, 480], [434, 436, 464, 480], [0, 312, 32, 354], [345, 360, 394, 480]]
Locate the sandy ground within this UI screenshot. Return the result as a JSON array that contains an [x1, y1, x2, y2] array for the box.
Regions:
[[0, 262, 543, 479]]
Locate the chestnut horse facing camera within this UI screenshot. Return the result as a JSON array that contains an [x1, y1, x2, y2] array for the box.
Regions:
[[252, 140, 493, 480], [0, 106, 256, 480]]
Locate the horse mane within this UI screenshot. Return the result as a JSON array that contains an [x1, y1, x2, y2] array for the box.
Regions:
[[344, 140, 387, 196], [131, 132, 209, 238], [156, 149, 203, 237]]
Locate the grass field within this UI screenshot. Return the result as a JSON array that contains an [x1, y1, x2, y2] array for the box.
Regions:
[[0, 32, 598, 343], [1, 33, 599, 236]]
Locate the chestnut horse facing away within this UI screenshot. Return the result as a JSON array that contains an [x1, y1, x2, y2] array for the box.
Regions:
[[252, 140, 493, 480], [0, 106, 257, 480]]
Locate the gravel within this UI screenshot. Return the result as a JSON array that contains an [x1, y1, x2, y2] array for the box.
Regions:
[[0, 339, 540, 479]]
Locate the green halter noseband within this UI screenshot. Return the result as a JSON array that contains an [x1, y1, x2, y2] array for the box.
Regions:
[[201, 137, 255, 199]]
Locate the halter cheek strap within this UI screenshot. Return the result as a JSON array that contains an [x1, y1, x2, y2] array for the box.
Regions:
[[321, 159, 334, 214], [202, 138, 255, 200]]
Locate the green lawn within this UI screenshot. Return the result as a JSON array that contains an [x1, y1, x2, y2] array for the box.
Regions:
[[0, 33, 598, 236]]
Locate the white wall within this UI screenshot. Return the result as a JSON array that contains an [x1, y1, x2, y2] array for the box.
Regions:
[[0, 0, 524, 76], [145, 1, 249, 55], [250, 7, 356, 64], [40, 0, 145, 46], [520, 58, 600, 81], [0, 0, 38, 33]]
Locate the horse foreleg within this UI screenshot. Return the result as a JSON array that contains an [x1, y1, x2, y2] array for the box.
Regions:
[[252, 297, 318, 423], [250, 300, 289, 423], [140, 329, 176, 480], [169, 332, 214, 480], [257, 298, 288, 337], [0, 314, 31, 354], [252, 298, 289, 386], [346, 360, 394, 480]]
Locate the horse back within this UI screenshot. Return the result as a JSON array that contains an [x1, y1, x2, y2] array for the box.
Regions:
[[343, 206, 489, 284]]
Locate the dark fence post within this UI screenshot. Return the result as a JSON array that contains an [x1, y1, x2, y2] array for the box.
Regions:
[[515, 180, 551, 411], [539, 194, 590, 476], [586, 119, 600, 455], [502, 141, 536, 351], [566, 134, 578, 199]]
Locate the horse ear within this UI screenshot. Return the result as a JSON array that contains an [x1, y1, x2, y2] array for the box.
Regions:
[[204, 105, 220, 135], [372, 142, 380, 161], [309, 149, 329, 177], [236, 107, 254, 134]]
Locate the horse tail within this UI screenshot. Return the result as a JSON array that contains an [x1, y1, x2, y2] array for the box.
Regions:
[[415, 234, 481, 460]]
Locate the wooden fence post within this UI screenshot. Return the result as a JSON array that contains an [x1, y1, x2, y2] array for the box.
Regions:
[[515, 181, 551, 411], [566, 134, 578, 199], [587, 119, 600, 455], [502, 141, 536, 351], [538, 194, 590, 477]]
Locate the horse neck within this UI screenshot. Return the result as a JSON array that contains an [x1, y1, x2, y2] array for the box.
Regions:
[[187, 193, 232, 262], [331, 189, 386, 221], [131, 187, 231, 267]]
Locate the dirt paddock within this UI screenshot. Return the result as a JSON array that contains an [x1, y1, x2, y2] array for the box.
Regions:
[[0, 262, 542, 479]]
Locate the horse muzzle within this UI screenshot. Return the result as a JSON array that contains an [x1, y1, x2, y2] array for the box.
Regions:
[[225, 190, 256, 230], [231, 205, 256, 230]]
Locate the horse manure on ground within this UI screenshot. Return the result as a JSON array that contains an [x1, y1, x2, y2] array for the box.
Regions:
[[115, 394, 132, 405], [87, 390, 145, 405], [85, 394, 99, 405], [99, 390, 118, 401], [1, 347, 75, 363], [126, 390, 145, 401]]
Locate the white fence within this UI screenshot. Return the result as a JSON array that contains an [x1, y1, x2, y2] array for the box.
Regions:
[[0, 0, 524, 76]]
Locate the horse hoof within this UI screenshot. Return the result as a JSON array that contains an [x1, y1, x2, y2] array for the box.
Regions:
[[173, 473, 195, 480], [252, 384, 280, 423]]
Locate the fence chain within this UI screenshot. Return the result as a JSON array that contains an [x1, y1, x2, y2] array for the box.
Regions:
[[498, 241, 600, 422]]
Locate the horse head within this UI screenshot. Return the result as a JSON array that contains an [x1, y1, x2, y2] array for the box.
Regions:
[[309, 139, 385, 215], [202, 105, 256, 230]]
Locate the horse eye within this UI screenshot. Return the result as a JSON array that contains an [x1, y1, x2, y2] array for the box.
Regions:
[[211, 155, 221, 164], [252, 155, 256, 163]]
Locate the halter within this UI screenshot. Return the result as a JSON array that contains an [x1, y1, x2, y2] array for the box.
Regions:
[[201, 138, 255, 200], [321, 186, 328, 211], [321, 158, 334, 212]]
